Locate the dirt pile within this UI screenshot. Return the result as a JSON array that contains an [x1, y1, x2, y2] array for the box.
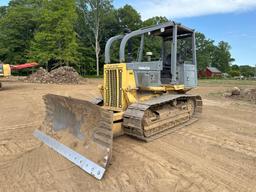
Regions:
[[26, 67, 49, 83], [25, 66, 81, 84], [224, 87, 256, 103]]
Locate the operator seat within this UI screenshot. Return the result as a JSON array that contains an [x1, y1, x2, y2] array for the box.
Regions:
[[161, 54, 172, 84]]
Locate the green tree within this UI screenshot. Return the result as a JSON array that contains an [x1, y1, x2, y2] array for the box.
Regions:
[[117, 4, 142, 31], [196, 32, 216, 70], [142, 16, 168, 27], [0, 6, 7, 19], [231, 64, 239, 71], [228, 64, 240, 77], [75, 11, 96, 74], [29, 0, 78, 69], [239, 65, 254, 77], [95, 4, 143, 64], [212, 41, 234, 72], [0, 0, 39, 64], [77, 0, 113, 76]]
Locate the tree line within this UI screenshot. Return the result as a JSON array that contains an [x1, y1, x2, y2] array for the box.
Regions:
[[0, 0, 246, 76], [229, 64, 256, 77]]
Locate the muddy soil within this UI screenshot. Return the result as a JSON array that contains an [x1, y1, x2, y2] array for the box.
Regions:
[[0, 80, 256, 192]]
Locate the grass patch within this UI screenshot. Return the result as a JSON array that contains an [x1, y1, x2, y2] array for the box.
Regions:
[[199, 79, 256, 87], [208, 91, 224, 98]]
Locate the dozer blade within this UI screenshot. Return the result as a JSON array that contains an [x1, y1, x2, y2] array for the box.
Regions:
[[33, 94, 113, 180]]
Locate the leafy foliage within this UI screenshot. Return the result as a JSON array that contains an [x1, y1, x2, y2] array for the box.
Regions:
[[212, 41, 234, 72], [196, 33, 235, 73], [77, 0, 114, 75], [196, 32, 216, 70], [0, 0, 39, 64], [117, 5, 142, 31], [239, 65, 255, 77], [228, 64, 255, 77], [0, 6, 7, 19], [0, 0, 240, 76], [29, 0, 78, 69]]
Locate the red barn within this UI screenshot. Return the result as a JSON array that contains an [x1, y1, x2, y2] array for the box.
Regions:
[[206, 67, 222, 77], [198, 67, 222, 78]]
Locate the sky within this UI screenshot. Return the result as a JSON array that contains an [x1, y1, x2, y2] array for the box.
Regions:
[[0, 0, 255, 66], [113, 0, 256, 66]]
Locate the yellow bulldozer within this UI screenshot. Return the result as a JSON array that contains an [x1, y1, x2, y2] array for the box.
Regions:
[[0, 63, 11, 88], [34, 21, 203, 180]]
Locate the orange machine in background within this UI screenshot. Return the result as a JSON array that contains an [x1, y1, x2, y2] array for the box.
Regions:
[[0, 62, 38, 88]]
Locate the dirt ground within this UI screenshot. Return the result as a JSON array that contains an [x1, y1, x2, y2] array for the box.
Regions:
[[0, 79, 256, 192]]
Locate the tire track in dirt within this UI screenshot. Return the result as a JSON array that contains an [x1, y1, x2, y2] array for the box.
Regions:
[[0, 145, 75, 192], [0, 137, 39, 159], [0, 122, 41, 131], [112, 140, 194, 191], [173, 118, 256, 181], [179, 129, 256, 158], [114, 138, 227, 192], [0, 138, 40, 156], [154, 137, 255, 192], [179, 133, 256, 182], [203, 99, 256, 125], [169, 129, 256, 176], [207, 113, 256, 131]]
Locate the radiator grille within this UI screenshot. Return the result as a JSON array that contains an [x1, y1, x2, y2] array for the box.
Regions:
[[105, 69, 122, 109]]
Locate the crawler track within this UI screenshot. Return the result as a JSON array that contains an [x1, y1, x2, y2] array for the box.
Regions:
[[123, 94, 202, 141]]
